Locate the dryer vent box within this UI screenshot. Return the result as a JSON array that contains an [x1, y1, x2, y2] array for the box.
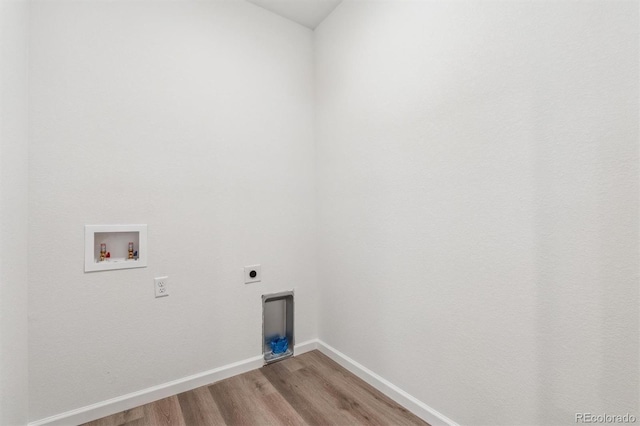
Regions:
[[262, 291, 294, 364]]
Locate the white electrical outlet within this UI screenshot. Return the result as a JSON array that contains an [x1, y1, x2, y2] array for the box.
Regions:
[[154, 276, 169, 298], [244, 265, 261, 284]]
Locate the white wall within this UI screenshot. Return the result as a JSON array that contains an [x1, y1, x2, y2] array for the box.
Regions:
[[28, 0, 316, 421], [0, 0, 29, 424], [315, 1, 639, 425], [23, 0, 640, 423]]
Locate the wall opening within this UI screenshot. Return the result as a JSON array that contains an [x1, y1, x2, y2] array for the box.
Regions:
[[262, 291, 294, 363]]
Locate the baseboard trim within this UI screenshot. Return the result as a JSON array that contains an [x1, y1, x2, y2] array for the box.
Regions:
[[316, 341, 458, 426], [29, 340, 317, 426], [29, 339, 454, 426], [293, 338, 319, 354]]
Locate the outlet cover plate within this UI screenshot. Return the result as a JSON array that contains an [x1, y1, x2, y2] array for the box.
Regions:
[[154, 276, 169, 297], [244, 265, 261, 284]]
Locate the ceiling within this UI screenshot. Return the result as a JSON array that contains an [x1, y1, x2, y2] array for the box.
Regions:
[[245, 0, 342, 29]]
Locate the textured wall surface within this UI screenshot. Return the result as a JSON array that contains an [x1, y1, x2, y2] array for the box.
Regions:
[[25, 0, 640, 424], [315, 1, 639, 425], [28, 1, 316, 421], [0, 0, 29, 424]]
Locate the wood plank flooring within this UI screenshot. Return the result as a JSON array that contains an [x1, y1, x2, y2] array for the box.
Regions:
[[83, 350, 428, 426]]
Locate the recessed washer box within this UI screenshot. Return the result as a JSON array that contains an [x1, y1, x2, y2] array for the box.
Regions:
[[84, 224, 147, 272]]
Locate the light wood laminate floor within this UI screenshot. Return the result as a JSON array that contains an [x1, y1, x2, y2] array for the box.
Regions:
[[83, 350, 428, 426]]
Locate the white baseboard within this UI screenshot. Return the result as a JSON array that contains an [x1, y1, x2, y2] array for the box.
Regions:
[[293, 338, 319, 355], [29, 339, 455, 426], [29, 340, 317, 426], [316, 341, 458, 426]]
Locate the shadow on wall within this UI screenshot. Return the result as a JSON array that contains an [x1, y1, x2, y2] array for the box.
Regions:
[[532, 3, 639, 422]]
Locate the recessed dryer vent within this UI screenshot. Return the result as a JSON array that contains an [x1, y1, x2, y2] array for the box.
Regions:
[[262, 291, 294, 364]]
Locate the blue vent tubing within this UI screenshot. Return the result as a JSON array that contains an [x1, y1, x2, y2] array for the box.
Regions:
[[270, 336, 288, 354]]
